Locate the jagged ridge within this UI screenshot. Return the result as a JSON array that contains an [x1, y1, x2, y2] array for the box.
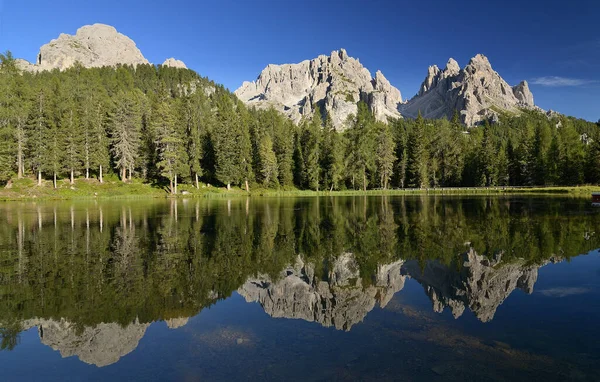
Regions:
[[235, 49, 403, 129], [400, 54, 535, 125]]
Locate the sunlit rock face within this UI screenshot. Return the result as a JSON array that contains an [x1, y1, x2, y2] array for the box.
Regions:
[[400, 54, 535, 125], [23, 24, 149, 72], [235, 49, 403, 130], [20, 318, 149, 367], [238, 254, 406, 331]]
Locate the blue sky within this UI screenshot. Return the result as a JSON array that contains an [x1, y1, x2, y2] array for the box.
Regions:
[[1, 0, 598, 121]]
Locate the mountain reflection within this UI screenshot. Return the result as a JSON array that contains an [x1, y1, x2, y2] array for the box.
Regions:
[[0, 196, 597, 366]]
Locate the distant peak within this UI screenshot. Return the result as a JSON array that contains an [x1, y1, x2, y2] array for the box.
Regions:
[[331, 48, 348, 61], [162, 57, 187, 69], [444, 58, 460, 75], [469, 53, 491, 67]]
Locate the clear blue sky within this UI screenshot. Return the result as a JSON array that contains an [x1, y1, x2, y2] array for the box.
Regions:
[[1, 0, 598, 121]]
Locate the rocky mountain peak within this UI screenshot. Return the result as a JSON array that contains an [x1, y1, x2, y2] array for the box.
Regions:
[[401, 53, 535, 125], [15, 23, 188, 73], [33, 23, 149, 71], [162, 57, 187, 69], [235, 48, 403, 129], [512, 80, 534, 106], [444, 58, 460, 76]]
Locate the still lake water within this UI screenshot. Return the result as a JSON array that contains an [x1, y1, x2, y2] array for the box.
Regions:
[[0, 196, 599, 381]]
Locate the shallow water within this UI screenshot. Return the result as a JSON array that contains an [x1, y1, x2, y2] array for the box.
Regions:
[[0, 196, 599, 381]]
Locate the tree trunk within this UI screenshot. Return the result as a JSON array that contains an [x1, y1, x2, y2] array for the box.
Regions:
[[16, 121, 24, 179], [86, 167, 89, 180], [169, 179, 173, 195], [70, 169, 74, 185], [227, 183, 231, 191], [99, 165, 103, 183], [245, 179, 250, 192], [53, 172, 57, 189], [38, 170, 42, 186], [121, 167, 126, 182], [17, 145, 23, 179], [128, 168, 132, 181], [363, 172, 367, 192], [174, 174, 178, 195], [195, 173, 199, 189]]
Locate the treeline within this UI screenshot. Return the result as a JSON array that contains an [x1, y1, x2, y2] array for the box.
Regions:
[[1, 51, 599, 192]]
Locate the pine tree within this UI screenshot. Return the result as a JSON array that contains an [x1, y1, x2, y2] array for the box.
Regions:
[[213, 93, 241, 190], [406, 112, 428, 188], [300, 110, 322, 190], [376, 122, 396, 189], [111, 91, 142, 182], [346, 101, 376, 191], [259, 135, 278, 187], [181, 91, 210, 189], [153, 96, 187, 194], [320, 114, 344, 191]]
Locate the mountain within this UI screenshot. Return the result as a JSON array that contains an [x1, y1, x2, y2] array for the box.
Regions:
[[15, 23, 186, 72], [235, 49, 403, 129], [400, 54, 535, 125]]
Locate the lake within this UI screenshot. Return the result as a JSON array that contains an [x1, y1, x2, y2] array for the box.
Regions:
[[0, 196, 599, 381]]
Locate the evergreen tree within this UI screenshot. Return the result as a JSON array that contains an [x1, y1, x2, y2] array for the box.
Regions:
[[320, 114, 344, 191], [346, 101, 376, 191], [153, 96, 187, 194], [300, 110, 322, 190], [406, 112, 428, 188], [375, 122, 396, 189], [110, 91, 142, 182]]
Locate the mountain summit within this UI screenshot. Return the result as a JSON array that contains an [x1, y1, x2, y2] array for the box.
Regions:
[[400, 54, 535, 125], [15, 23, 186, 72], [235, 49, 403, 129]]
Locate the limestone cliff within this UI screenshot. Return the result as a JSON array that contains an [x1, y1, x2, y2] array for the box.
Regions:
[[235, 49, 403, 129], [400, 54, 535, 125]]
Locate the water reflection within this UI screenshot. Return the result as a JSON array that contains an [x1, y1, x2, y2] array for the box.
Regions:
[[0, 196, 597, 368]]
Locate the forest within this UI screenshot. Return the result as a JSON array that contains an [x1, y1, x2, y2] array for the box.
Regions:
[[1, 51, 599, 193]]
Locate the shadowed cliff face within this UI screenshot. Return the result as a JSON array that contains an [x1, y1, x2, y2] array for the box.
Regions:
[[240, 249, 560, 329]]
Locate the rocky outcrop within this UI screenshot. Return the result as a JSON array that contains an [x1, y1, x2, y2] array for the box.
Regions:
[[21, 24, 149, 72], [400, 54, 535, 125], [235, 49, 403, 129], [404, 248, 556, 322], [15, 24, 188, 73], [21, 318, 149, 367], [162, 58, 187, 69], [238, 254, 406, 331]]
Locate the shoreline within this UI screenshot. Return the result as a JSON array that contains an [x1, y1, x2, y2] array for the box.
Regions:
[[1, 178, 599, 201]]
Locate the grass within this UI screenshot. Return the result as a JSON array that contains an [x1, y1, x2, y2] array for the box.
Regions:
[[1, 176, 599, 201]]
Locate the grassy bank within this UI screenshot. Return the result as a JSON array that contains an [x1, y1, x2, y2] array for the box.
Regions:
[[1, 177, 599, 201]]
